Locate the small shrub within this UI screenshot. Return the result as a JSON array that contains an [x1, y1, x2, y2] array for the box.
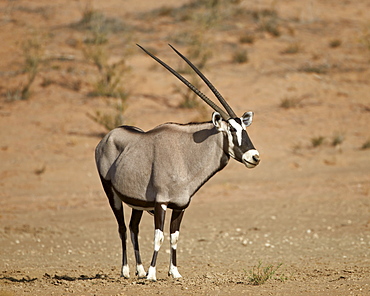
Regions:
[[73, 3, 126, 34], [329, 39, 342, 48], [80, 9, 131, 130], [253, 8, 280, 37], [299, 64, 329, 74], [257, 19, 280, 37], [239, 33, 255, 44], [281, 43, 300, 54], [232, 49, 248, 64], [34, 164, 46, 176], [311, 136, 325, 148], [6, 89, 23, 102], [7, 35, 44, 101], [280, 97, 302, 109], [88, 99, 125, 131], [251, 8, 278, 22], [246, 261, 283, 285], [82, 31, 130, 99], [361, 139, 370, 150], [149, 6, 175, 18], [331, 133, 345, 147]]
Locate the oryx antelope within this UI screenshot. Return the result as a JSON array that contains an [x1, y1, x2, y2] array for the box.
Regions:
[[95, 44, 260, 281]]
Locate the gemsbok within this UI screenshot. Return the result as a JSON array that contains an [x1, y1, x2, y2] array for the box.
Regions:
[[95, 44, 260, 281]]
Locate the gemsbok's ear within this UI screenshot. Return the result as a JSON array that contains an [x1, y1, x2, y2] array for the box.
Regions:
[[212, 112, 224, 130], [242, 111, 254, 127]]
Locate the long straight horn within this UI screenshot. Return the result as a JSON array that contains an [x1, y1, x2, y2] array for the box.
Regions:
[[137, 44, 230, 120], [168, 44, 237, 118]]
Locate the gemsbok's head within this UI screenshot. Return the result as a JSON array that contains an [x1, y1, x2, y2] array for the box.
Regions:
[[137, 44, 260, 169]]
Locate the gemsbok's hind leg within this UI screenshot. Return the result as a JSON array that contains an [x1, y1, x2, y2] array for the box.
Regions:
[[168, 209, 184, 279], [100, 177, 130, 278], [147, 202, 167, 281], [129, 209, 146, 278]]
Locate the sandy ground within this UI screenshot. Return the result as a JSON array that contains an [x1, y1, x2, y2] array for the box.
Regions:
[[0, 0, 370, 295]]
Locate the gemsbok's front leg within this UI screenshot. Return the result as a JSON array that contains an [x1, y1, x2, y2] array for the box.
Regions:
[[147, 202, 167, 281], [168, 209, 184, 279], [129, 209, 146, 278]]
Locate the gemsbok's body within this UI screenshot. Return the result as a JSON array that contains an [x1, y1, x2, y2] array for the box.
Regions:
[[95, 44, 260, 281]]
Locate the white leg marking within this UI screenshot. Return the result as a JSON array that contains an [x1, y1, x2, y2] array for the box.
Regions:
[[170, 231, 179, 250], [136, 264, 146, 278], [169, 263, 182, 279], [154, 229, 164, 252], [161, 204, 167, 211], [121, 264, 130, 279], [147, 266, 156, 281], [169, 231, 182, 278]]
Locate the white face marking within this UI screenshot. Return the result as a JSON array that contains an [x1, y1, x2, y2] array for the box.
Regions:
[[154, 229, 164, 251], [242, 149, 260, 168], [228, 119, 244, 146], [170, 231, 180, 250]]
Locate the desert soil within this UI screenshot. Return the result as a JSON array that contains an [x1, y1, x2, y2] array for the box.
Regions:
[[0, 0, 370, 295]]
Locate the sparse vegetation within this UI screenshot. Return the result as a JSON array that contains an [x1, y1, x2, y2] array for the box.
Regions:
[[77, 4, 131, 130], [82, 35, 129, 129], [359, 25, 370, 52], [246, 261, 284, 285], [77, 4, 131, 94], [280, 97, 303, 109], [257, 20, 280, 37], [239, 33, 255, 44], [361, 139, 370, 150], [34, 164, 46, 176], [253, 8, 280, 37], [81, 14, 130, 99], [232, 49, 248, 64], [281, 43, 300, 54], [329, 39, 342, 48], [311, 136, 325, 148], [331, 133, 345, 147], [299, 63, 329, 74], [169, 12, 213, 110], [7, 34, 44, 101], [72, 2, 127, 35], [175, 72, 203, 109], [87, 99, 125, 131]]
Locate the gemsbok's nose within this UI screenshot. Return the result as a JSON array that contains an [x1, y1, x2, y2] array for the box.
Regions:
[[242, 149, 260, 168]]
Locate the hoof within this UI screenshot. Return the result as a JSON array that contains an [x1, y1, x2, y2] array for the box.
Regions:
[[121, 265, 130, 279], [146, 276, 157, 282], [168, 265, 182, 279], [146, 266, 156, 282], [136, 264, 147, 279]]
